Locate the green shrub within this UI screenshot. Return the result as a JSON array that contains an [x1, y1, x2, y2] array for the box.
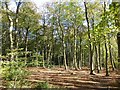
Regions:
[[117, 62, 120, 69], [27, 54, 43, 67], [114, 61, 120, 69], [1, 61, 30, 88], [35, 82, 49, 89], [27, 60, 43, 67]]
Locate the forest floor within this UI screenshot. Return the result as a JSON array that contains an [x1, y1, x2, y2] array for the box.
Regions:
[[27, 66, 120, 89]]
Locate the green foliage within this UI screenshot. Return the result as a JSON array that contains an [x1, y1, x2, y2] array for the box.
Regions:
[[0, 48, 30, 88], [45, 61, 54, 68], [27, 60, 42, 67], [1, 0, 120, 81], [27, 53, 43, 67], [1, 60, 30, 88], [114, 60, 120, 69], [34, 82, 49, 89]]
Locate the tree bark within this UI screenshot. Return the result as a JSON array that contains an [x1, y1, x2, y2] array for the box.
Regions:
[[25, 27, 29, 64], [102, 46, 105, 68], [108, 37, 115, 71], [84, 2, 93, 74], [42, 50, 45, 68], [14, 1, 22, 49], [47, 44, 51, 68], [5, 2, 14, 61], [104, 2, 109, 76], [73, 27, 78, 70], [79, 36, 82, 69], [58, 3, 68, 70], [105, 38, 109, 76], [95, 45, 99, 73], [9, 17, 14, 61], [98, 42, 101, 70]]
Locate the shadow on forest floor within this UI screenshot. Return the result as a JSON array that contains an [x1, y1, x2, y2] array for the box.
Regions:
[[27, 67, 120, 89]]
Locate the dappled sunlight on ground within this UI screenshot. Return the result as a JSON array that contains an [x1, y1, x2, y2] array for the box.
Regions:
[[27, 67, 120, 89]]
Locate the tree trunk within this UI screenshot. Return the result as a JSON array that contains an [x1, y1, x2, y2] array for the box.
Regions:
[[117, 32, 120, 68], [36, 48, 38, 67], [84, 2, 93, 74], [105, 38, 109, 76], [35, 32, 39, 67], [73, 27, 78, 70], [63, 38, 68, 70], [79, 36, 82, 69], [25, 27, 29, 64], [0, 22, 2, 56], [58, 4, 68, 70], [47, 44, 51, 68], [98, 42, 101, 70], [95, 45, 99, 73], [5, 2, 14, 61], [14, 1, 21, 49], [82, 48, 85, 67], [42, 15, 46, 68], [9, 17, 14, 61], [104, 2, 109, 76], [42, 50, 45, 68], [51, 31, 54, 66], [108, 37, 115, 71]]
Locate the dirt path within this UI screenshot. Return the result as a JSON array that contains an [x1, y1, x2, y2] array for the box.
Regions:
[[27, 67, 120, 89]]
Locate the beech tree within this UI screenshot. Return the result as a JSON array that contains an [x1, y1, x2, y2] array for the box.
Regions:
[[1, 0, 119, 75]]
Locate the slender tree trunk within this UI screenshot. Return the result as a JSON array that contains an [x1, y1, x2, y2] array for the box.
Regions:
[[104, 2, 109, 76], [92, 44, 95, 72], [84, 2, 93, 74], [14, 1, 21, 49], [63, 38, 68, 70], [95, 45, 99, 73], [111, 47, 116, 68], [42, 50, 45, 68], [35, 32, 39, 67], [67, 29, 71, 67], [51, 24, 54, 66], [98, 42, 101, 70], [69, 43, 72, 68], [0, 1, 3, 59], [73, 27, 78, 70], [36, 48, 38, 67], [105, 38, 109, 76], [82, 48, 85, 67], [42, 15, 46, 68], [58, 5, 68, 70], [0, 28, 2, 57], [79, 36, 82, 69], [67, 39, 70, 67], [5, 3, 14, 61], [52, 39, 56, 66], [108, 37, 115, 71], [9, 17, 14, 61], [25, 27, 29, 64], [47, 44, 51, 68], [102, 46, 105, 68], [44, 45, 47, 64], [117, 33, 120, 68]]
